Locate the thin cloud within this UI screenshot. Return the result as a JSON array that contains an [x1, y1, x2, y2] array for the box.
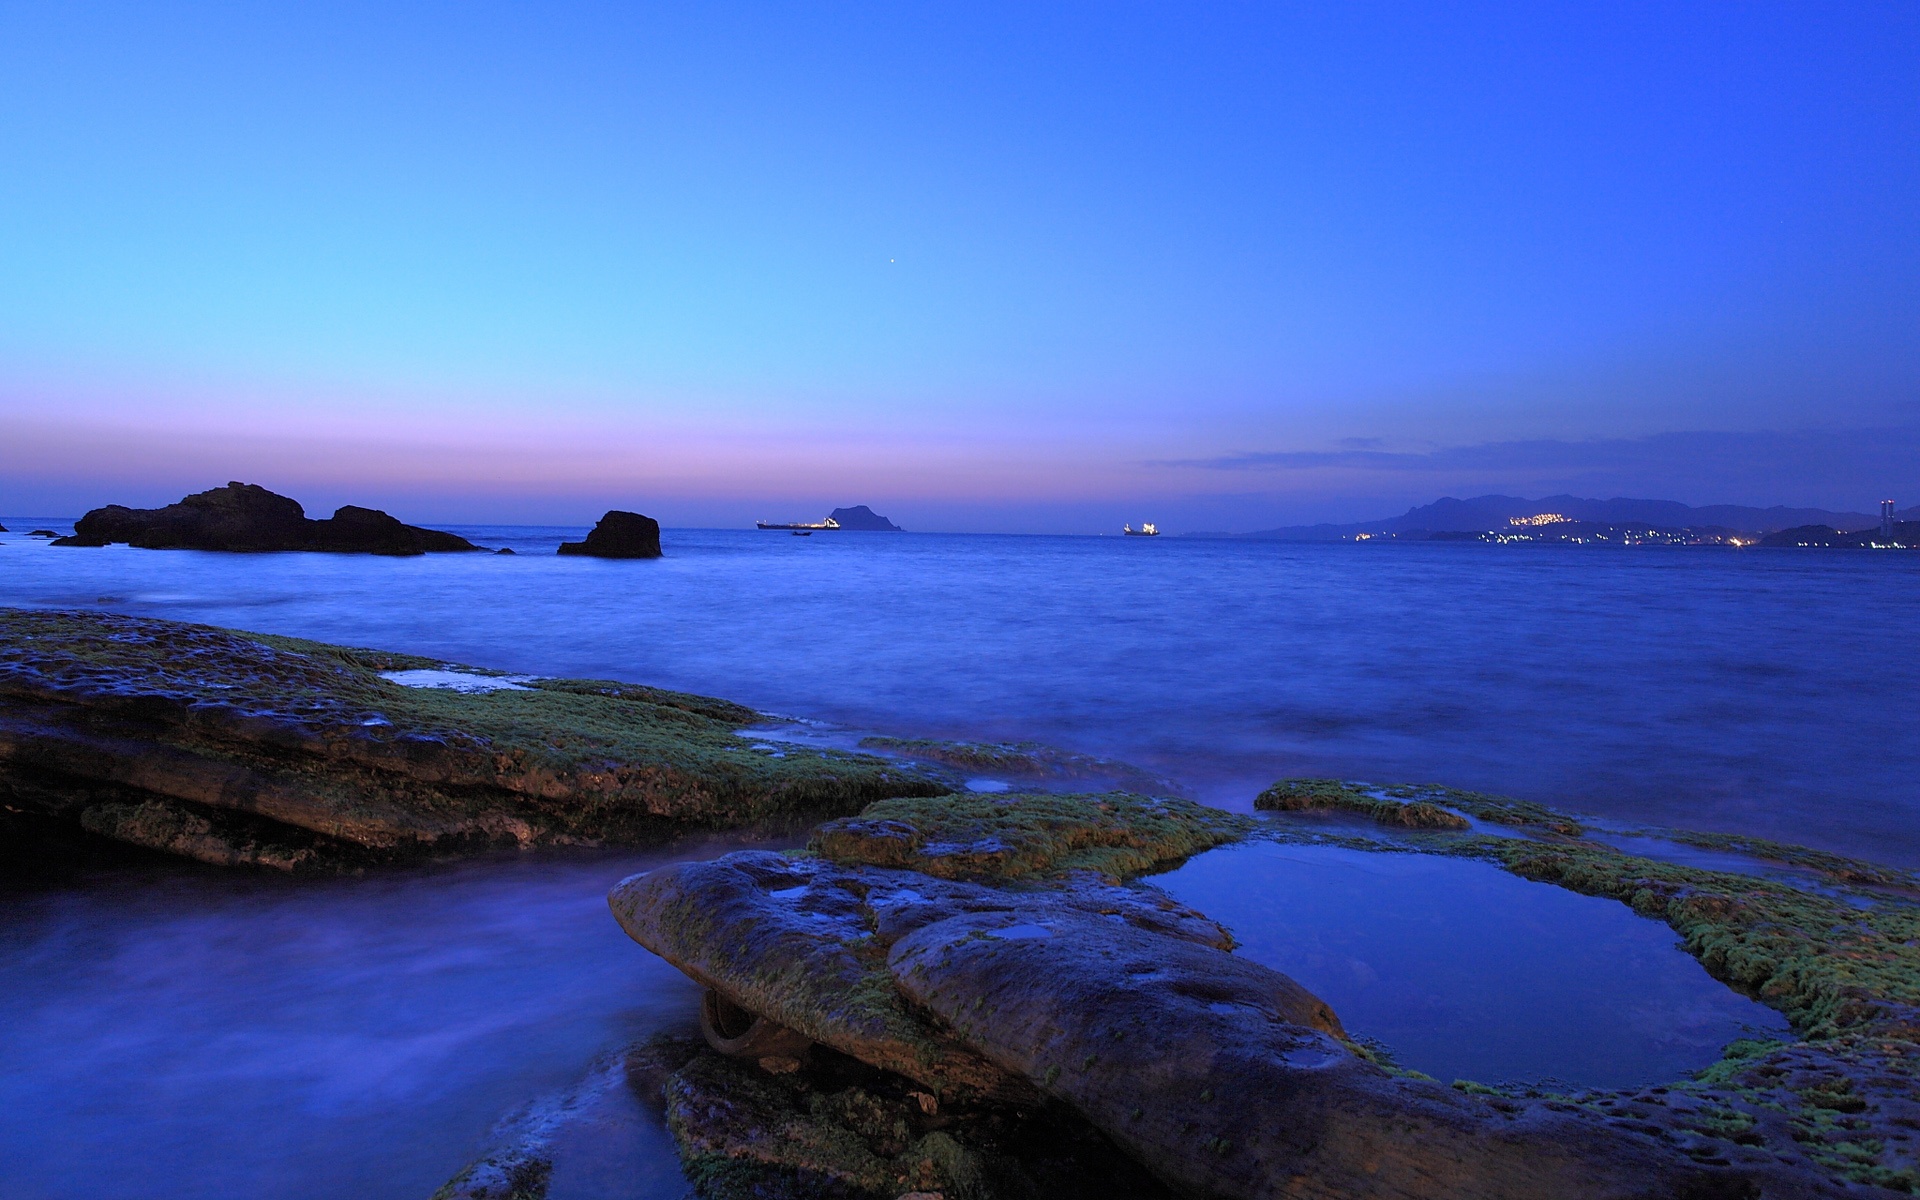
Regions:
[[1154, 427, 1920, 475]]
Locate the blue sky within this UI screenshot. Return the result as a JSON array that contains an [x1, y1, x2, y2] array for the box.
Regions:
[[1, 1, 1916, 530]]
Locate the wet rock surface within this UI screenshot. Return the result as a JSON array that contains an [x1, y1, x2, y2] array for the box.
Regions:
[[611, 792, 1907, 1199], [52, 482, 481, 554], [557, 510, 663, 559], [610, 845, 1237, 1103], [0, 609, 943, 869]]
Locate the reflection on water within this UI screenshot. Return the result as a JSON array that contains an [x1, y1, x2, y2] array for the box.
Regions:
[[1152, 840, 1790, 1088], [0, 841, 785, 1200]]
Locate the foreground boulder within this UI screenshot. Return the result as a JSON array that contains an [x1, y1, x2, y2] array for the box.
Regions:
[[0, 609, 941, 870], [611, 846, 1247, 1104], [53, 482, 480, 555], [556, 510, 662, 558]]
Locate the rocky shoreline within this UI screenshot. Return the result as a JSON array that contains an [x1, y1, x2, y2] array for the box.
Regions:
[[431, 784, 1920, 1199], [4, 609, 1914, 1196]]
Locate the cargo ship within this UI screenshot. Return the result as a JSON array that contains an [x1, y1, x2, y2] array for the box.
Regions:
[[756, 517, 841, 531], [1123, 522, 1160, 537]]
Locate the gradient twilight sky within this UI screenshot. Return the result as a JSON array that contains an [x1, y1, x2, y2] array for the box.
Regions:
[[2, 2, 1917, 531]]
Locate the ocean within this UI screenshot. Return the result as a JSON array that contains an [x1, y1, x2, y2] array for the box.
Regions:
[[1, 523, 1913, 1199]]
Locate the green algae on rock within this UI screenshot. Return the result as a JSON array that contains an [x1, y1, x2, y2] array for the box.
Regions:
[[0, 608, 945, 870], [1258, 777, 1577, 833], [809, 791, 1252, 882], [1256, 778, 1470, 830]]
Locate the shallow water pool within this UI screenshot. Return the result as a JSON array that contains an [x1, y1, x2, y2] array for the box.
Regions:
[[1151, 839, 1791, 1088]]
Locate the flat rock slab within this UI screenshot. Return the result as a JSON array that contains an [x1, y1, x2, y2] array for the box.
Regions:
[[0, 609, 941, 869]]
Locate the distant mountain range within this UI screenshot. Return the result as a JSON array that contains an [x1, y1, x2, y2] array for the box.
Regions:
[[1236, 495, 1919, 540]]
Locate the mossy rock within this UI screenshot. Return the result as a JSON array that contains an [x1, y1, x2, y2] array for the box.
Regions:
[[1256, 779, 1470, 830], [0, 608, 946, 869], [808, 792, 1253, 882]]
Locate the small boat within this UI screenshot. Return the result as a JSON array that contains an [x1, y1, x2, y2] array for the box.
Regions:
[[757, 517, 841, 531], [791, 530, 812, 537], [1123, 522, 1161, 537]]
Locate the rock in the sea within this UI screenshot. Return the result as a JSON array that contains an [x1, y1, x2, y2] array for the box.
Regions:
[[51, 482, 480, 555], [307, 504, 478, 554], [0, 609, 943, 870], [556, 510, 662, 558], [828, 505, 904, 531], [29, 529, 58, 538]]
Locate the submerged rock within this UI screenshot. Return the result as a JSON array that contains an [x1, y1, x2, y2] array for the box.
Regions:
[[556, 510, 662, 558], [52, 482, 480, 555], [0, 609, 944, 870]]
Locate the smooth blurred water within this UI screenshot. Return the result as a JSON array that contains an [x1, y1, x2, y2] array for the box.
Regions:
[[4, 522, 1915, 864], [0, 839, 772, 1200]]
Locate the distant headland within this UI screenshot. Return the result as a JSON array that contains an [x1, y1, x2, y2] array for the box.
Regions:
[[758, 505, 904, 532], [1230, 493, 1917, 547], [827, 505, 903, 531]]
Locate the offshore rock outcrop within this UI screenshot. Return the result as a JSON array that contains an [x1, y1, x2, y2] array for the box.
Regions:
[[556, 510, 662, 558], [611, 792, 1890, 1200], [0, 609, 942, 870], [827, 505, 904, 531], [53, 482, 481, 555]]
